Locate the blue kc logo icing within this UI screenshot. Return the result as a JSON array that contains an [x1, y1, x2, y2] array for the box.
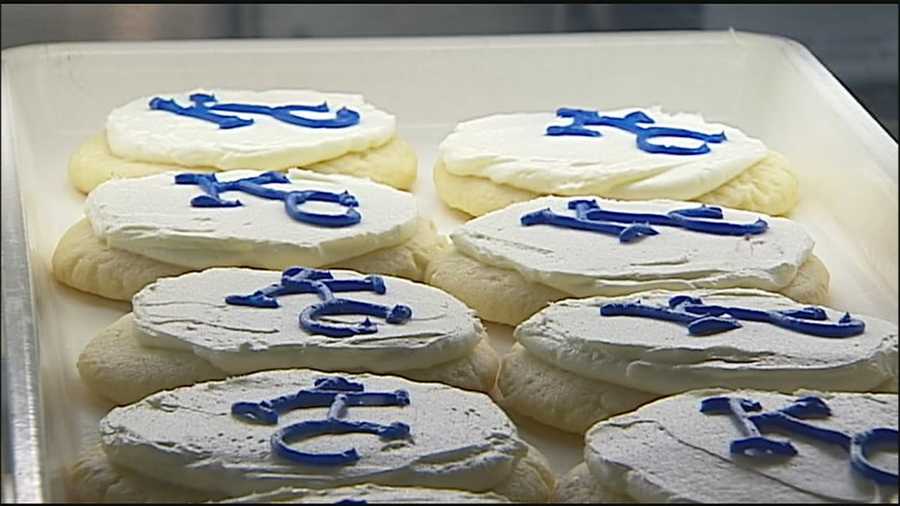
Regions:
[[546, 108, 727, 155], [175, 172, 361, 227], [521, 199, 767, 243], [701, 395, 899, 486], [600, 295, 865, 338], [149, 92, 360, 129], [232, 376, 411, 466], [226, 267, 413, 338]]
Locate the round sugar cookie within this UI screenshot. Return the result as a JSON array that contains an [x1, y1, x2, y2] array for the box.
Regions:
[[77, 267, 500, 405], [132, 268, 484, 374], [53, 215, 445, 302], [434, 106, 799, 215], [106, 89, 395, 171], [450, 196, 817, 298], [84, 169, 418, 270], [496, 290, 897, 433], [438, 108, 769, 200], [515, 289, 899, 396], [69, 89, 417, 192], [434, 151, 798, 218], [97, 370, 534, 497], [583, 389, 899, 502]]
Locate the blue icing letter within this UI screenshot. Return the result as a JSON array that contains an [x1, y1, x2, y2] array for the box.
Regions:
[[149, 92, 360, 129], [232, 376, 411, 466], [521, 199, 767, 243], [226, 267, 412, 338], [175, 172, 361, 227], [700, 395, 899, 486], [600, 295, 865, 338], [546, 108, 726, 155]]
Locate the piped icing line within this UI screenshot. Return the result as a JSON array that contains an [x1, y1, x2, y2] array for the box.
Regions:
[[175, 172, 361, 227], [149, 92, 360, 130], [585, 390, 898, 502], [521, 199, 767, 243], [100, 370, 524, 495], [600, 295, 865, 337], [452, 196, 812, 297], [232, 376, 411, 466], [701, 395, 899, 486], [546, 108, 727, 155], [106, 90, 396, 171], [132, 268, 482, 375], [225, 267, 412, 338]]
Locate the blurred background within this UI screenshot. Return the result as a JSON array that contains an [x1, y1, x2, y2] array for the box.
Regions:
[[2, 4, 897, 138]]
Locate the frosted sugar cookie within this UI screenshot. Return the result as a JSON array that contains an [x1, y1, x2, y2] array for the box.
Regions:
[[77, 267, 500, 405], [69, 89, 417, 193], [53, 169, 446, 301], [69, 370, 555, 502], [435, 107, 798, 216], [425, 196, 829, 326], [555, 389, 899, 502], [497, 289, 898, 434]]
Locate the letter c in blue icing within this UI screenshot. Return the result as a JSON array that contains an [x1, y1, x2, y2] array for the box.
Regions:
[[272, 419, 411, 466], [546, 108, 727, 156], [231, 377, 412, 467]]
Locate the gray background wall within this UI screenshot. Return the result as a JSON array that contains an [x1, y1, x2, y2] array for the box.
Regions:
[[2, 4, 896, 137]]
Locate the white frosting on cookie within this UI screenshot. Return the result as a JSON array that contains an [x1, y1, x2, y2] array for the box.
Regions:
[[438, 107, 768, 200], [86, 169, 419, 269], [516, 289, 899, 395], [106, 89, 396, 169], [585, 389, 899, 503], [450, 196, 813, 297], [100, 370, 525, 497], [132, 268, 483, 374], [219, 484, 511, 503]]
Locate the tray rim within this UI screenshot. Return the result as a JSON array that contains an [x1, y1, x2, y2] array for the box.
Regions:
[[1, 67, 43, 503], [1, 29, 896, 503]]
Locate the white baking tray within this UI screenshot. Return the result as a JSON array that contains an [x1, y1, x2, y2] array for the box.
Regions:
[[2, 31, 897, 502]]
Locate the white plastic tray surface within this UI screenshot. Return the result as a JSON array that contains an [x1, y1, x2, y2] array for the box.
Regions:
[[2, 31, 897, 501]]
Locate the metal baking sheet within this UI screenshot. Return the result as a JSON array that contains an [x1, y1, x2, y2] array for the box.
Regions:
[[2, 31, 897, 502]]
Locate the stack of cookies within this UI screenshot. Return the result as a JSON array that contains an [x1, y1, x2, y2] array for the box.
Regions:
[[55, 89, 897, 503]]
